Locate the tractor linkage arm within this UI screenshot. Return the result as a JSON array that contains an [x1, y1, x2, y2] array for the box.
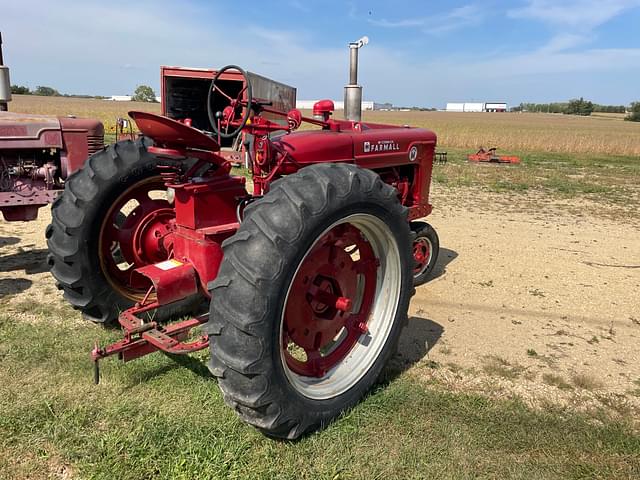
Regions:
[[91, 284, 209, 384]]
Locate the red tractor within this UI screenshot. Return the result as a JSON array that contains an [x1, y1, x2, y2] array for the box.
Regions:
[[0, 33, 105, 221], [0, 112, 104, 221], [47, 62, 440, 439]]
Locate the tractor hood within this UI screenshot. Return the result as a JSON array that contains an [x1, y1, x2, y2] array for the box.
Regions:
[[0, 111, 63, 149], [274, 130, 355, 163], [0, 112, 103, 151], [273, 124, 437, 167]]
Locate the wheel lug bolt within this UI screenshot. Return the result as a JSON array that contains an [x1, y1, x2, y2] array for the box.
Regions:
[[356, 321, 368, 334], [335, 296, 352, 312]]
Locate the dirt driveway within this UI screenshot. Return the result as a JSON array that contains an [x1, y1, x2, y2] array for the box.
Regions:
[[399, 186, 640, 414], [1, 187, 639, 415]]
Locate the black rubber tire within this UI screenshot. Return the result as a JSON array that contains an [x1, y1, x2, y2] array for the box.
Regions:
[[411, 221, 440, 286], [46, 137, 203, 324], [207, 163, 414, 439]]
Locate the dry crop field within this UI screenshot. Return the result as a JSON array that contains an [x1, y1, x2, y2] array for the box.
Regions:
[[1, 96, 639, 478], [10, 94, 161, 137], [11, 94, 640, 155], [363, 110, 640, 156]]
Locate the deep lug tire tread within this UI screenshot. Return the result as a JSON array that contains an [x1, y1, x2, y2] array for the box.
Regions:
[[208, 163, 414, 439], [47, 137, 202, 324]]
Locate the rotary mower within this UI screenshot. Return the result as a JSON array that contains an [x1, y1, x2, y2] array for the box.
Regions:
[[467, 146, 521, 164], [47, 63, 440, 439]]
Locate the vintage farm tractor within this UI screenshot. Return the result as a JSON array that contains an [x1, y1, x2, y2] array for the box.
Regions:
[[0, 32, 104, 221], [47, 59, 440, 438]]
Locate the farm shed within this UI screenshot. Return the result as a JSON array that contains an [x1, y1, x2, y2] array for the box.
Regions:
[[485, 102, 507, 112]]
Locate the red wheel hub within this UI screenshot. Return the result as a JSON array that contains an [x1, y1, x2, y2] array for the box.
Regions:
[[413, 237, 431, 275], [124, 208, 175, 265], [99, 178, 174, 299], [282, 224, 378, 377]]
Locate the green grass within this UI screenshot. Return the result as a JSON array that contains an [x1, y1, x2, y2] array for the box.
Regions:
[[572, 373, 605, 391], [433, 148, 639, 212], [542, 373, 574, 391], [481, 355, 526, 380], [2, 316, 638, 479]]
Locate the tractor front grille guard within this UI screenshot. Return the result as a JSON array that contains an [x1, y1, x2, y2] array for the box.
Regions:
[[91, 284, 209, 384]]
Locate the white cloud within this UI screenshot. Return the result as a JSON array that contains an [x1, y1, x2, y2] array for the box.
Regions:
[[539, 33, 591, 53], [508, 0, 640, 29], [368, 4, 485, 34], [456, 46, 640, 77], [2, 0, 639, 106], [2, 0, 348, 97]]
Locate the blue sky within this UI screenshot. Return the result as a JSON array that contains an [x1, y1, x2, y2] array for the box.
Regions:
[[3, 0, 640, 107]]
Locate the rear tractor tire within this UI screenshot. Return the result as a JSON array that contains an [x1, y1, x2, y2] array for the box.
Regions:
[[207, 163, 414, 439], [47, 137, 202, 324], [411, 221, 439, 286]]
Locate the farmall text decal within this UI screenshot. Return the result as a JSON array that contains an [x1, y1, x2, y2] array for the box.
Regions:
[[363, 140, 400, 153]]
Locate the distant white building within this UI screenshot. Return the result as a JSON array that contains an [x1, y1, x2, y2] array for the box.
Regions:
[[107, 95, 132, 101], [296, 100, 374, 111], [485, 102, 507, 112], [464, 102, 485, 112], [106, 95, 162, 103], [445, 102, 464, 112], [446, 102, 508, 112]]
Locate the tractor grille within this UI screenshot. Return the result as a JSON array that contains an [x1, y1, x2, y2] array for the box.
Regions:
[[87, 134, 105, 155]]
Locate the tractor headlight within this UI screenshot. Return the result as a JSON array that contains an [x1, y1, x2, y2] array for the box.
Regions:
[[167, 187, 175, 205]]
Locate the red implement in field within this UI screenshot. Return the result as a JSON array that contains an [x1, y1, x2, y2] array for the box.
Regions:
[[467, 147, 520, 164]]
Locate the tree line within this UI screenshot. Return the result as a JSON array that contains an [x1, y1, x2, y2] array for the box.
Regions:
[[512, 97, 640, 121], [10, 84, 158, 102], [9, 84, 640, 121]]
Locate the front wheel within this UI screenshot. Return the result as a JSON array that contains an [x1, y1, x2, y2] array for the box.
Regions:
[[411, 221, 440, 286], [207, 163, 414, 439]]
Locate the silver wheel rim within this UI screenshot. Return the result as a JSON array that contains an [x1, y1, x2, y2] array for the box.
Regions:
[[414, 236, 433, 278], [279, 213, 402, 400]]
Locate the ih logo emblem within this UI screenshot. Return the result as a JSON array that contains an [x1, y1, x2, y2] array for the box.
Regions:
[[409, 146, 418, 162]]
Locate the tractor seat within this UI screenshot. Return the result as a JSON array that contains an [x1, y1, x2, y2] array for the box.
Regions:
[[128, 111, 220, 152]]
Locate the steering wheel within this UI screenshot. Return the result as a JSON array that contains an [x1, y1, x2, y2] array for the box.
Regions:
[[207, 65, 253, 139]]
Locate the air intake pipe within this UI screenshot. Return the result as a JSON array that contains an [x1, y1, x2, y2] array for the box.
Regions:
[[343, 36, 368, 122]]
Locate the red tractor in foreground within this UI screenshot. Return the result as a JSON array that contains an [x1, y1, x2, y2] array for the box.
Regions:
[[47, 64, 440, 439]]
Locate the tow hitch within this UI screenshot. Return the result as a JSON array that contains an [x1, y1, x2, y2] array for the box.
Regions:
[[91, 262, 210, 384]]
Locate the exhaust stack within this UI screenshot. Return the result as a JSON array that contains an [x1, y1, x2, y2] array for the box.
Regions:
[[344, 36, 368, 122], [0, 32, 11, 111]]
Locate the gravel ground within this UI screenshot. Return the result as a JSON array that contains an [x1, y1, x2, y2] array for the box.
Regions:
[[1, 186, 638, 417], [399, 185, 640, 416]]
